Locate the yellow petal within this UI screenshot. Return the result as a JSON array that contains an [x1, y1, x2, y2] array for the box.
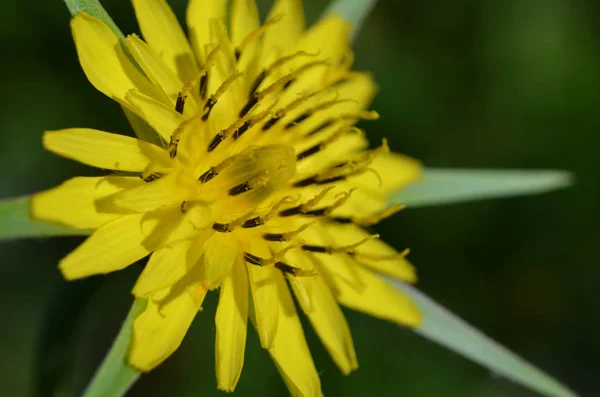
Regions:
[[215, 256, 248, 392], [230, 0, 259, 48], [43, 128, 171, 172], [31, 176, 143, 229], [205, 18, 246, 124], [333, 265, 422, 327], [268, 271, 321, 397], [284, 14, 351, 97], [284, 250, 315, 311], [71, 13, 156, 104], [202, 231, 239, 289], [125, 90, 184, 142], [131, 279, 207, 371], [324, 224, 416, 282], [291, 275, 357, 375], [352, 152, 423, 194], [133, 204, 213, 296], [131, 0, 198, 83], [186, 0, 226, 62], [107, 172, 195, 213], [230, 0, 260, 76], [262, 0, 305, 58], [124, 34, 186, 104], [59, 209, 177, 280], [245, 239, 279, 348], [302, 226, 363, 290]]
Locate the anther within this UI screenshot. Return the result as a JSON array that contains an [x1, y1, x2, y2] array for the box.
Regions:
[[296, 144, 321, 160], [242, 217, 263, 228], [306, 119, 334, 137], [168, 136, 180, 159], [245, 195, 297, 225], [142, 172, 165, 183], [239, 94, 259, 118], [244, 252, 263, 266], [282, 78, 295, 91], [207, 131, 226, 152], [199, 73, 209, 100], [284, 112, 311, 129], [262, 222, 313, 242], [180, 201, 187, 213], [274, 262, 299, 275], [175, 94, 186, 114], [228, 173, 269, 196], [203, 71, 243, 121], [262, 114, 281, 131], [249, 70, 267, 96], [198, 167, 218, 183], [228, 181, 252, 196], [300, 234, 379, 255], [212, 223, 232, 233], [233, 120, 252, 139]]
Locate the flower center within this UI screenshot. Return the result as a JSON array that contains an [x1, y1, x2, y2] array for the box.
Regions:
[[205, 144, 297, 221]]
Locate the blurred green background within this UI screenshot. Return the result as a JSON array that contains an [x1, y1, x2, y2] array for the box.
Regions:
[[1, 0, 598, 396]]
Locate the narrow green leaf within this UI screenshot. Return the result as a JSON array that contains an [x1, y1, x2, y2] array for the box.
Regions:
[[0, 196, 88, 240], [394, 282, 579, 397], [82, 299, 146, 397], [323, 0, 379, 40], [62, 0, 163, 146], [393, 168, 573, 208]]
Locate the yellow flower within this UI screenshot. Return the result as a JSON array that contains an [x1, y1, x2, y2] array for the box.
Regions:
[[32, 0, 423, 395]]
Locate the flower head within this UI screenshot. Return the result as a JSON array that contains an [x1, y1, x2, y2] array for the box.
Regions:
[[32, 0, 423, 394]]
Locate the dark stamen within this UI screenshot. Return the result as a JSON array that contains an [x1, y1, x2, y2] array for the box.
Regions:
[[239, 94, 259, 118], [275, 262, 298, 275], [262, 115, 280, 131], [284, 112, 311, 129], [244, 252, 263, 266], [331, 216, 353, 224], [282, 78, 295, 91], [212, 223, 231, 233], [304, 208, 328, 217], [199, 74, 209, 100], [279, 206, 303, 217], [229, 181, 252, 196], [242, 217, 263, 228], [168, 137, 179, 159], [306, 119, 334, 137], [293, 175, 346, 187], [301, 244, 328, 253], [250, 70, 267, 96], [234, 48, 242, 61], [207, 131, 226, 152], [202, 97, 217, 121], [263, 233, 287, 242], [142, 173, 165, 183], [233, 120, 251, 140], [198, 167, 218, 183], [296, 144, 321, 160], [175, 95, 186, 114]]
